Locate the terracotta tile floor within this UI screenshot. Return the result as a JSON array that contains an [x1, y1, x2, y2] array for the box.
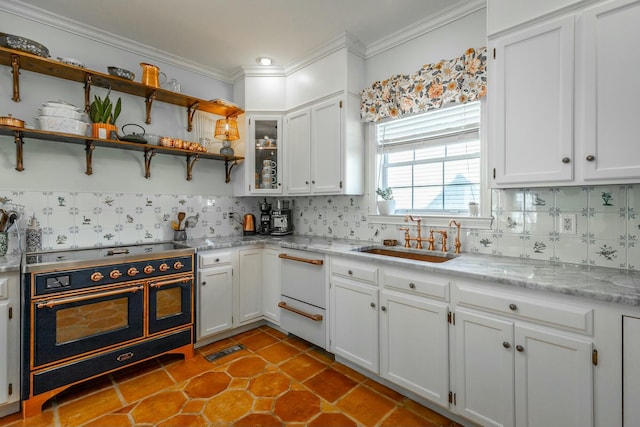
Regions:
[[0, 326, 463, 427]]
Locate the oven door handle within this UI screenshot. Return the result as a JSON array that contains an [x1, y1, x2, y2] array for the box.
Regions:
[[36, 285, 144, 309], [278, 301, 323, 321], [149, 275, 194, 289], [278, 253, 324, 265]]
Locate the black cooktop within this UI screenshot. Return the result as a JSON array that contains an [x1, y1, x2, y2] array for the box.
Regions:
[[23, 242, 194, 272]]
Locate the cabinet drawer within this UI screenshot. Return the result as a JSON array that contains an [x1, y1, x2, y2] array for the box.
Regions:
[[331, 258, 378, 284], [455, 283, 593, 334], [199, 251, 233, 267], [382, 267, 449, 301]]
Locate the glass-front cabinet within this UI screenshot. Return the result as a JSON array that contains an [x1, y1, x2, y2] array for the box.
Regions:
[[246, 115, 283, 194]]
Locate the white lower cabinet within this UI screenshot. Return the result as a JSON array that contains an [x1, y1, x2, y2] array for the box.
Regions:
[[380, 290, 449, 406], [0, 272, 19, 417], [453, 283, 594, 427], [238, 248, 263, 324], [261, 246, 281, 324], [330, 276, 379, 372], [197, 250, 234, 340]]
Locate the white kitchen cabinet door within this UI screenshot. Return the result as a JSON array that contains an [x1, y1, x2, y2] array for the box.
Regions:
[[0, 301, 9, 405], [578, 0, 640, 182], [310, 97, 342, 193], [261, 247, 281, 324], [285, 109, 311, 194], [454, 308, 515, 427], [330, 277, 379, 373], [0, 274, 19, 416], [514, 325, 593, 427], [380, 290, 449, 406], [197, 265, 233, 339], [490, 16, 574, 186], [238, 248, 263, 324]]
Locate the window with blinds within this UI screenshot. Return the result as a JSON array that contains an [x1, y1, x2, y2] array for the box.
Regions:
[[376, 102, 481, 214]]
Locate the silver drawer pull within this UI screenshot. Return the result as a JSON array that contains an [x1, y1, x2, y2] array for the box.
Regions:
[[509, 303, 517, 311], [278, 301, 323, 321]]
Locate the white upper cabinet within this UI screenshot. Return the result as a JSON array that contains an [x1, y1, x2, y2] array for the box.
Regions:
[[285, 94, 363, 195], [490, 0, 640, 187], [577, 0, 640, 181], [238, 115, 283, 195], [489, 16, 575, 187]]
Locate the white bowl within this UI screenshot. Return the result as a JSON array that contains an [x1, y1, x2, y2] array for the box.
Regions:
[[35, 116, 89, 135], [39, 106, 85, 120], [42, 101, 80, 111]]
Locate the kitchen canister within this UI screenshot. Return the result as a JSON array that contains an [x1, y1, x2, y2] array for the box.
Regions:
[[26, 214, 42, 252]]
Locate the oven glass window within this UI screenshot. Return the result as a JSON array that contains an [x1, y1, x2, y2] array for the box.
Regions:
[[156, 287, 182, 319], [56, 298, 129, 344]]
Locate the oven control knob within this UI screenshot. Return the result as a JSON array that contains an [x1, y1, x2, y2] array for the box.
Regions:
[[173, 261, 184, 270], [90, 272, 104, 282], [159, 263, 169, 272], [144, 265, 155, 274], [109, 270, 122, 279], [127, 267, 139, 277]]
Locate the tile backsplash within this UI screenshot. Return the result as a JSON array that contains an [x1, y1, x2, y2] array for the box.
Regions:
[[2, 184, 638, 271], [0, 190, 257, 255]]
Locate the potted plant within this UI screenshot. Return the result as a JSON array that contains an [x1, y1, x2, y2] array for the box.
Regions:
[[376, 187, 396, 215], [89, 90, 121, 139]]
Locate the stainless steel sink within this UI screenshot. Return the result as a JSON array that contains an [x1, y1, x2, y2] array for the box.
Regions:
[[354, 246, 457, 263]]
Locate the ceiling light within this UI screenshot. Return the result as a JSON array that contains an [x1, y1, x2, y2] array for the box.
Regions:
[[256, 57, 273, 66]]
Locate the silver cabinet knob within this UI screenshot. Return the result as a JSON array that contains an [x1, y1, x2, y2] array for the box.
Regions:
[[516, 345, 524, 352], [370, 302, 376, 308], [348, 270, 353, 275], [202, 281, 206, 286], [409, 283, 416, 289], [562, 157, 570, 164], [503, 341, 511, 349], [381, 306, 387, 311], [586, 155, 595, 162], [509, 303, 517, 311]]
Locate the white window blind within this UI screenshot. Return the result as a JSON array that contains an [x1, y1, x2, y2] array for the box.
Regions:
[[376, 102, 481, 213]]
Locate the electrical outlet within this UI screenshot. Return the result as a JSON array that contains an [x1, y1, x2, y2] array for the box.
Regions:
[[559, 214, 577, 234]]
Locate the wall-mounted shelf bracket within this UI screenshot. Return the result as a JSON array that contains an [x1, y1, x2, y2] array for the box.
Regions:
[[143, 148, 156, 179], [10, 54, 20, 102], [225, 159, 238, 183], [84, 141, 95, 175], [13, 130, 24, 171], [83, 75, 93, 113], [186, 101, 200, 132], [186, 153, 200, 181], [145, 91, 157, 124]]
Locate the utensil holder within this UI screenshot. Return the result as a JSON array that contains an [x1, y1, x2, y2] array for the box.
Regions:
[[173, 230, 187, 242]]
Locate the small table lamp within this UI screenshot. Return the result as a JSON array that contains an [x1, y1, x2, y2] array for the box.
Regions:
[[214, 118, 240, 156]]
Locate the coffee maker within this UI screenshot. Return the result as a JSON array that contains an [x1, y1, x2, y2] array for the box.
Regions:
[[258, 198, 272, 235], [270, 199, 293, 236]]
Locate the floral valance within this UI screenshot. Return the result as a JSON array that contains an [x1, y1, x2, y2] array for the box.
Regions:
[[360, 47, 487, 122]]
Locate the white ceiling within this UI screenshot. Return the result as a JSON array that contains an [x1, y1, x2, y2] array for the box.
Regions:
[[13, 0, 477, 76]]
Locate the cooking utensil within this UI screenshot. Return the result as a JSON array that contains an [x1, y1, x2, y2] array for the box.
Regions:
[[108, 66, 135, 81], [0, 114, 25, 128], [118, 124, 147, 144], [177, 212, 185, 230], [0, 32, 49, 57], [184, 213, 199, 228], [0, 209, 8, 232]]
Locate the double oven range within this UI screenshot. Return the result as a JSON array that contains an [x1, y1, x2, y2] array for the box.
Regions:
[[21, 243, 195, 417]]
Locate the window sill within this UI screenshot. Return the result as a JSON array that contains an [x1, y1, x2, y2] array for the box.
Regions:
[[368, 213, 494, 230]]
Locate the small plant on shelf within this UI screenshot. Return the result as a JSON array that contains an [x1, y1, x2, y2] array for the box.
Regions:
[[376, 187, 396, 215], [376, 187, 394, 200], [89, 90, 122, 139]]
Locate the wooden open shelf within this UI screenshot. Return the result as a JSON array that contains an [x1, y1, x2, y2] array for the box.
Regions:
[[0, 125, 243, 182], [0, 46, 244, 129]]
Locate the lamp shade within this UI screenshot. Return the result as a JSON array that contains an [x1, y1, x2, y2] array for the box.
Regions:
[[214, 118, 240, 141]]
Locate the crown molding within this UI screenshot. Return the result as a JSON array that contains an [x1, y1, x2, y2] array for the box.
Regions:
[[283, 31, 365, 76], [365, 0, 486, 59], [0, 0, 233, 83]]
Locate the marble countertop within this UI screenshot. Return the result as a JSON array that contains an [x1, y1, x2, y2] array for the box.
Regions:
[[0, 254, 21, 273], [184, 235, 640, 307]]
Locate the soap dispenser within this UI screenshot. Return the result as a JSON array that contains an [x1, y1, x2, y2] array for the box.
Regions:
[[26, 214, 42, 253]]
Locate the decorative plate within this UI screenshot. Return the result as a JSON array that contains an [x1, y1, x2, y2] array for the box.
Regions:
[[0, 32, 49, 57]]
